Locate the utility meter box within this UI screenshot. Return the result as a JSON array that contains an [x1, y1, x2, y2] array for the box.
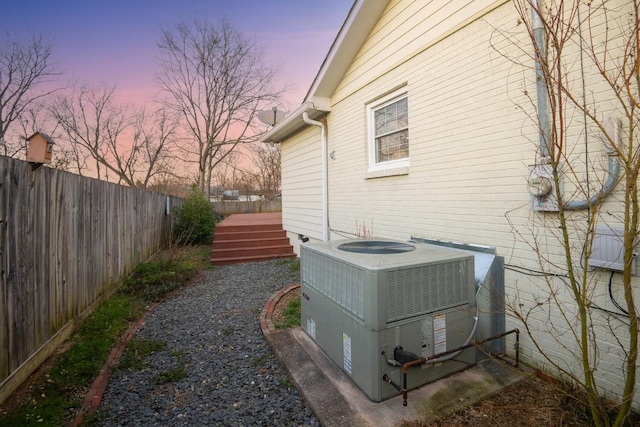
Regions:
[[26, 132, 54, 164], [528, 164, 562, 212]]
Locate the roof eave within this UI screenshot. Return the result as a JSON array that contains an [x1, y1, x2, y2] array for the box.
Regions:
[[261, 0, 390, 143], [27, 131, 55, 144], [259, 99, 330, 144], [305, 0, 391, 100]]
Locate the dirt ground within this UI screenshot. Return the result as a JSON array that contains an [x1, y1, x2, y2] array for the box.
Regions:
[[400, 375, 594, 426], [272, 287, 595, 426]]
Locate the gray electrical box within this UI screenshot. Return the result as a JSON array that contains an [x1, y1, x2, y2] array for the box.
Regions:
[[300, 239, 476, 402], [589, 225, 635, 274]]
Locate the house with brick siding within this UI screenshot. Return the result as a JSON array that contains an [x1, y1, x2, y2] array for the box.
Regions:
[[261, 0, 639, 409]]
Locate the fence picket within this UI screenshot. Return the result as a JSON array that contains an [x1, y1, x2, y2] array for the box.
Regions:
[[0, 157, 181, 403]]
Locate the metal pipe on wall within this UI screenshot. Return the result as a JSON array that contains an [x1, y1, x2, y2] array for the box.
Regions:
[[530, 0, 619, 210]]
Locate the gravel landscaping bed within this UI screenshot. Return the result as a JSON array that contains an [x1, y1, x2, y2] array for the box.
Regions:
[[97, 259, 318, 426]]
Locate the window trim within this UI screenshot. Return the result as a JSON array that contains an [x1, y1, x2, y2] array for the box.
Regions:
[[367, 88, 409, 174]]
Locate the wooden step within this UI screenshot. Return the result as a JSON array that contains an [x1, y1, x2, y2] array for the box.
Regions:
[[212, 237, 292, 250], [210, 253, 296, 265], [211, 213, 296, 266], [214, 229, 286, 241], [211, 245, 294, 259], [215, 223, 283, 233]]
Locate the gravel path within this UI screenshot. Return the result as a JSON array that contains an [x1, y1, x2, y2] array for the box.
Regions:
[[97, 260, 319, 426]]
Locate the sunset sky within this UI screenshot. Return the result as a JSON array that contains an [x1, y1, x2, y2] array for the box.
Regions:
[[2, 1, 353, 108]]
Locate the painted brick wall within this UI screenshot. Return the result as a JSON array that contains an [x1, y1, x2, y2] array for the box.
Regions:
[[310, 0, 640, 408], [281, 125, 324, 243]]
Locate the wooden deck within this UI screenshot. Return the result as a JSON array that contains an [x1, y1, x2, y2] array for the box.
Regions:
[[211, 213, 296, 265]]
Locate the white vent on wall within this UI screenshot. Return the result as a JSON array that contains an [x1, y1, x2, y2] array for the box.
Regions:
[[589, 226, 636, 274]]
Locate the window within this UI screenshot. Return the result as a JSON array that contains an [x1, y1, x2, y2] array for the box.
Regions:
[[368, 89, 409, 173]]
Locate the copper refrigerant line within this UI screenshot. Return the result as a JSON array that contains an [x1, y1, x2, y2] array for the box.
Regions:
[[382, 328, 520, 407]]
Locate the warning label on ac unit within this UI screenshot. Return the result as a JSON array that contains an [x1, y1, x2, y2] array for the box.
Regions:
[[343, 333, 352, 375], [306, 318, 316, 340], [433, 314, 447, 354], [421, 318, 433, 357]]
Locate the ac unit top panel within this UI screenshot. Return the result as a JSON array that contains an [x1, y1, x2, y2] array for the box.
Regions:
[[301, 239, 475, 329], [301, 238, 472, 271]]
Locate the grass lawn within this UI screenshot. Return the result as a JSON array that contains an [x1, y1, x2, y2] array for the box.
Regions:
[[0, 245, 212, 427]]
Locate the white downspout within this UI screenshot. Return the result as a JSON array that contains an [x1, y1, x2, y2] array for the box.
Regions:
[[303, 112, 329, 241]]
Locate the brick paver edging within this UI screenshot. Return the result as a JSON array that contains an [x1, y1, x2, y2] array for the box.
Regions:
[[72, 305, 156, 427], [260, 283, 301, 336]]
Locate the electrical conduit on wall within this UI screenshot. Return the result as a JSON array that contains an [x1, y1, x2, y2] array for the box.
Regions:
[[531, 0, 620, 209]]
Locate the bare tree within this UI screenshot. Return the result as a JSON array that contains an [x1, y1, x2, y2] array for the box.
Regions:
[[211, 151, 245, 196], [129, 106, 180, 187], [51, 85, 131, 181], [147, 172, 192, 198], [8, 99, 87, 173], [51, 85, 178, 187], [498, 1, 640, 425], [2, 100, 51, 158], [0, 34, 58, 150], [246, 142, 281, 200], [156, 18, 283, 198]]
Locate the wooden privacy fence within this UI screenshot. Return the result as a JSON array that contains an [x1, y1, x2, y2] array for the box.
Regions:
[[211, 200, 282, 216], [0, 156, 182, 403]]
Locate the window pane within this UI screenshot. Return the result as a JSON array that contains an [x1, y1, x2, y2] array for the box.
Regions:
[[374, 97, 408, 137], [370, 93, 409, 167], [376, 129, 408, 162], [375, 109, 387, 135], [386, 104, 396, 131], [396, 98, 408, 128]]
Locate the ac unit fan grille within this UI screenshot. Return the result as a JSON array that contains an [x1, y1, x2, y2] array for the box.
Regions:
[[302, 249, 365, 320], [386, 259, 472, 322]]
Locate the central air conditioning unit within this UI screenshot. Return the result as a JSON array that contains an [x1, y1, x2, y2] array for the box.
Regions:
[[301, 238, 477, 403]]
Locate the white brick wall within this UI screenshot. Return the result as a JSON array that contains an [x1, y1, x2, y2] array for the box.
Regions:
[[281, 0, 640, 408], [281, 126, 324, 240]]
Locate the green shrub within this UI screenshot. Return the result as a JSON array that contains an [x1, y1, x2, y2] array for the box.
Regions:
[[173, 185, 216, 244]]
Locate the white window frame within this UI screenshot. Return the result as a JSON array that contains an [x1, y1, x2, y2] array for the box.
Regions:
[[367, 88, 409, 174]]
